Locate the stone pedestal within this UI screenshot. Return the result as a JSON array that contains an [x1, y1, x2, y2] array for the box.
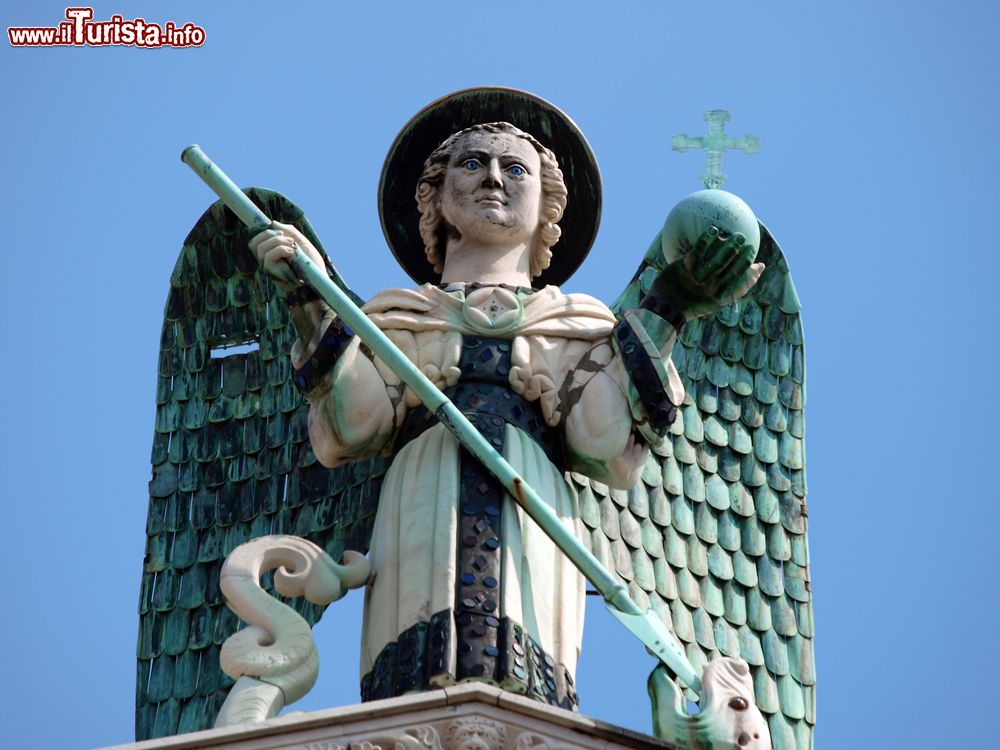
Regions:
[[104, 684, 684, 750]]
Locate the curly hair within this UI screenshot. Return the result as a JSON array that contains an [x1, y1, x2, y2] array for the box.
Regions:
[[414, 122, 568, 280]]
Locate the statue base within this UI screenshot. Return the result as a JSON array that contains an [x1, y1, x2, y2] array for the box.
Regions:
[[103, 684, 687, 750]]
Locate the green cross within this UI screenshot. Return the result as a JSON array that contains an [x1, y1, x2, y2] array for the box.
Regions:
[[671, 110, 760, 189]]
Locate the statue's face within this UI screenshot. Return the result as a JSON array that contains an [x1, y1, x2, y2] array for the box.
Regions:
[[439, 129, 542, 249]]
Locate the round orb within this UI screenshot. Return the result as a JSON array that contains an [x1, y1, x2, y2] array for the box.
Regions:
[[661, 189, 760, 264]]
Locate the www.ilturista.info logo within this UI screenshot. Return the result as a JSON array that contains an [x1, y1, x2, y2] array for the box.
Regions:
[[8, 7, 205, 48]]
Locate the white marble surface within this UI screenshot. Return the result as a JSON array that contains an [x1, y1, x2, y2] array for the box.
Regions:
[[100, 683, 684, 750]]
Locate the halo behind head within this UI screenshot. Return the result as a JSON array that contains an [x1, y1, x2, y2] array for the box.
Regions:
[[379, 87, 602, 288]]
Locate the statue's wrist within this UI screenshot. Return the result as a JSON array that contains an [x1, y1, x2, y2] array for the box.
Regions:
[[648, 263, 701, 323], [292, 318, 356, 395], [639, 292, 686, 331], [285, 283, 320, 308]]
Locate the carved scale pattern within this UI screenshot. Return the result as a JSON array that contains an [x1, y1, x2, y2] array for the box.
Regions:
[[137, 190, 387, 739], [597, 225, 814, 750]]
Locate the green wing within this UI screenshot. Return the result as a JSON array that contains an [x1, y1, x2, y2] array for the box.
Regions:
[[136, 190, 388, 739], [579, 223, 813, 750]]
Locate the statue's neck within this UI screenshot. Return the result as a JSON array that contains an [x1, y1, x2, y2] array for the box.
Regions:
[[439, 240, 532, 287]]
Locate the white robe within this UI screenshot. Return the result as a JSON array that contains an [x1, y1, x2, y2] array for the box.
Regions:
[[296, 283, 683, 700]]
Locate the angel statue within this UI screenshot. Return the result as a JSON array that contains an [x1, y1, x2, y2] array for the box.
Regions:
[[139, 88, 814, 750]]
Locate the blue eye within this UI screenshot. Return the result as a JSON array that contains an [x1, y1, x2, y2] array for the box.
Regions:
[[463, 159, 480, 170], [508, 165, 525, 177]]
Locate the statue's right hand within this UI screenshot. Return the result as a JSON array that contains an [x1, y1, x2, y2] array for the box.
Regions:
[[249, 222, 325, 293]]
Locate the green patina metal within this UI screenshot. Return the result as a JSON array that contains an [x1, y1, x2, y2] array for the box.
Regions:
[[606, 216, 813, 750], [137, 184, 387, 740], [671, 111, 760, 190]]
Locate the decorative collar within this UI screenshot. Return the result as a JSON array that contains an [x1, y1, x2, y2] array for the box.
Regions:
[[437, 281, 537, 296]]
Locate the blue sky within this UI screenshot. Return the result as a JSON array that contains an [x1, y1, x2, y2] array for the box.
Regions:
[[2, 2, 998, 747]]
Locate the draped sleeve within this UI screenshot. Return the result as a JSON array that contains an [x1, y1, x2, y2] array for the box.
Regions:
[[507, 291, 685, 490]]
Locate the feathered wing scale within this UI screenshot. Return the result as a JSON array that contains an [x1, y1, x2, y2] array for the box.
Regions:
[[137, 190, 388, 740], [576, 223, 813, 750]]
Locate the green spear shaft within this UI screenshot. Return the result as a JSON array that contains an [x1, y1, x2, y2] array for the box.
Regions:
[[181, 144, 702, 695]]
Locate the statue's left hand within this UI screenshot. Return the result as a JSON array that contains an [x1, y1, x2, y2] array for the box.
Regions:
[[648, 227, 764, 321]]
